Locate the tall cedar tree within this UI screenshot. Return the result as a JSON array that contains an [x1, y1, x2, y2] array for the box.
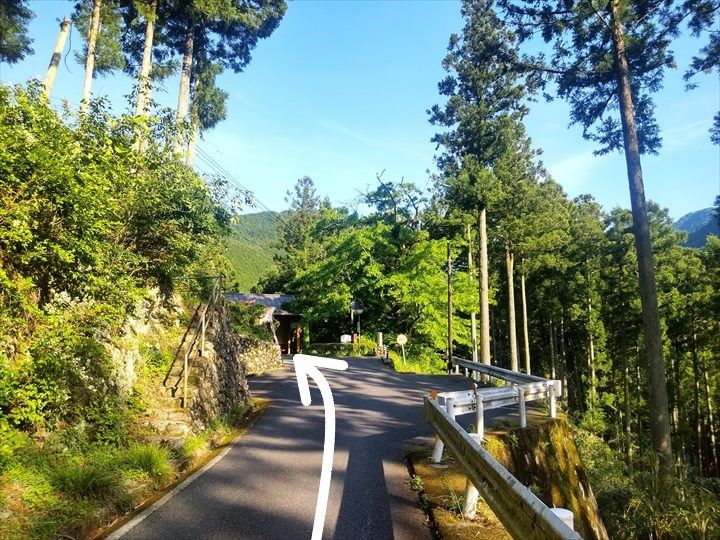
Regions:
[[161, 0, 286, 142], [133, 0, 159, 116], [73, 0, 127, 110], [0, 0, 34, 64], [429, 0, 540, 370], [498, 0, 681, 480]]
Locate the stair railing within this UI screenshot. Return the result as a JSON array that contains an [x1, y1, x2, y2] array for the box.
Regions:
[[164, 276, 224, 407]]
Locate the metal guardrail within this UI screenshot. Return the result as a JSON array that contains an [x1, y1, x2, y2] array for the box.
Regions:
[[437, 357, 561, 441], [452, 355, 560, 386], [424, 396, 581, 539]]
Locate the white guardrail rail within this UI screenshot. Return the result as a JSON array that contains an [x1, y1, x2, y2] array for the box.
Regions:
[[435, 356, 562, 444], [425, 356, 579, 538]]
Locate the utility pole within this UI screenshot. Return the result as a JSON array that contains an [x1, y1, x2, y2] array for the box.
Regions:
[[447, 242, 454, 374], [80, 0, 102, 113], [467, 224, 478, 366], [44, 17, 72, 98]]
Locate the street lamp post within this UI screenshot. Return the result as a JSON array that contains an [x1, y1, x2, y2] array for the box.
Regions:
[[350, 299, 364, 347]]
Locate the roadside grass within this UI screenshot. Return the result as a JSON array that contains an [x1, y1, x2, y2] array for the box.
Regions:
[[0, 401, 260, 540], [407, 449, 510, 540], [387, 345, 446, 375]]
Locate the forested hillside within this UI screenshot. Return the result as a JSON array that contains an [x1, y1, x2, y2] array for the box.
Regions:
[[225, 212, 279, 292], [674, 207, 720, 247]]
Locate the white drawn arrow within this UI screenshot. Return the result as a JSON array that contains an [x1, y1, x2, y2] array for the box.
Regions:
[[293, 353, 348, 540]]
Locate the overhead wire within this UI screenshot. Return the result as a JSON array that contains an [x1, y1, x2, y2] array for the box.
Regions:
[[194, 144, 288, 230], [191, 145, 290, 267]]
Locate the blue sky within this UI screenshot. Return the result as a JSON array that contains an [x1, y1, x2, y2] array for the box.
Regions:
[[2, 0, 718, 220]]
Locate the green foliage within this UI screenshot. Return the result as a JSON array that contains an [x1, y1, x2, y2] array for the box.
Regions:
[[121, 443, 172, 484], [50, 457, 122, 500], [304, 338, 375, 358], [388, 344, 445, 375], [576, 430, 720, 538], [73, 0, 127, 76], [0, 83, 230, 437], [0, 0, 34, 64], [499, 0, 678, 155], [180, 433, 211, 461], [227, 301, 273, 341]]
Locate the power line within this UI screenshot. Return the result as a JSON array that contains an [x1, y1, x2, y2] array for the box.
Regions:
[[233, 233, 277, 257], [194, 144, 288, 231]]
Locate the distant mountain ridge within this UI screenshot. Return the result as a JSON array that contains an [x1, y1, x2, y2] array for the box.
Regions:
[[225, 211, 280, 291], [673, 207, 719, 247]]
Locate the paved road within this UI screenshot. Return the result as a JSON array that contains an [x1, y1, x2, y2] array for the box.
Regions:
[[121, 358, 485, 540]]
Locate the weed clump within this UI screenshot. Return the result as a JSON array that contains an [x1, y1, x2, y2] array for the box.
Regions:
[[122, 444, 172, 484]]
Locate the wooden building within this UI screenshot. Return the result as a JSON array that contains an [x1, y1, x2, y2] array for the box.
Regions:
[[225, 293, 302, 354]]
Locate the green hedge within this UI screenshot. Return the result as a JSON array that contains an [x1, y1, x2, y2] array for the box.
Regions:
[[304, 337, 375, 357]]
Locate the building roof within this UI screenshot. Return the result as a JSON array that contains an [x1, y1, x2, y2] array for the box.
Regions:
[[224, 293, 297, 316]]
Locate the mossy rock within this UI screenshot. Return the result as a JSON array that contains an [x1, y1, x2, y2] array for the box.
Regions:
[[486, 418, 608, 540]]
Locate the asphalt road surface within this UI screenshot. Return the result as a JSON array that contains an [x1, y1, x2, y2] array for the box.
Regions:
[[120, 358, 489, 540]]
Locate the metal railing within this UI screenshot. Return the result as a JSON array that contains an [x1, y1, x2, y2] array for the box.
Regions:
[[437, 357, 561, 440], [163, 277, 223, 407], [424, 396, 580, 539]]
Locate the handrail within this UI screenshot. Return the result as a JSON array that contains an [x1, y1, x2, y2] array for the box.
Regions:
[[162, 300, 204, 387], [424, 396, 581, 539], [164, 276, 224, 407]]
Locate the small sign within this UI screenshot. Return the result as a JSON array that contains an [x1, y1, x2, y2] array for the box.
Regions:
[[396, 334, 408, 346]]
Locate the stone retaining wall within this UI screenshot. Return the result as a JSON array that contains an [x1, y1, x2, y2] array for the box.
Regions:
[[190, 304, 281, 429], [240, 337, 282, 375], [190, 304, 252, 429]]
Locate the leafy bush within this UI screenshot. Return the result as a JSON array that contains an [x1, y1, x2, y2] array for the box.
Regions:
[[574, 429, 720, 538], [304, 340, 375, 357], [388, 343, 445, 374], [228, 301, 274, 341], [0, 83, 232, 438]]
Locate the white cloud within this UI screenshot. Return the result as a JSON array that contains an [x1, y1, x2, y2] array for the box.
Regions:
[[662, 118, 713, 150], [316, 117, 430, 160], [547, 152, 601, 192]]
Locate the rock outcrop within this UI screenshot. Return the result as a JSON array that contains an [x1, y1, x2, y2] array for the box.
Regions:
[[486, 418, 608, 540]]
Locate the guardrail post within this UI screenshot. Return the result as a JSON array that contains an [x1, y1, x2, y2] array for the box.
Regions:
[[431, 437, 444, 463], [432, 398, 456, 463], [475, 391, 484, 440], [549, 382, 557, 419], [447, 397, 456, 421], [518, 386, 526, 428], [550, 508, 575, 531], [462, 434, 481, 519], [431, 393, 444, 463]]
